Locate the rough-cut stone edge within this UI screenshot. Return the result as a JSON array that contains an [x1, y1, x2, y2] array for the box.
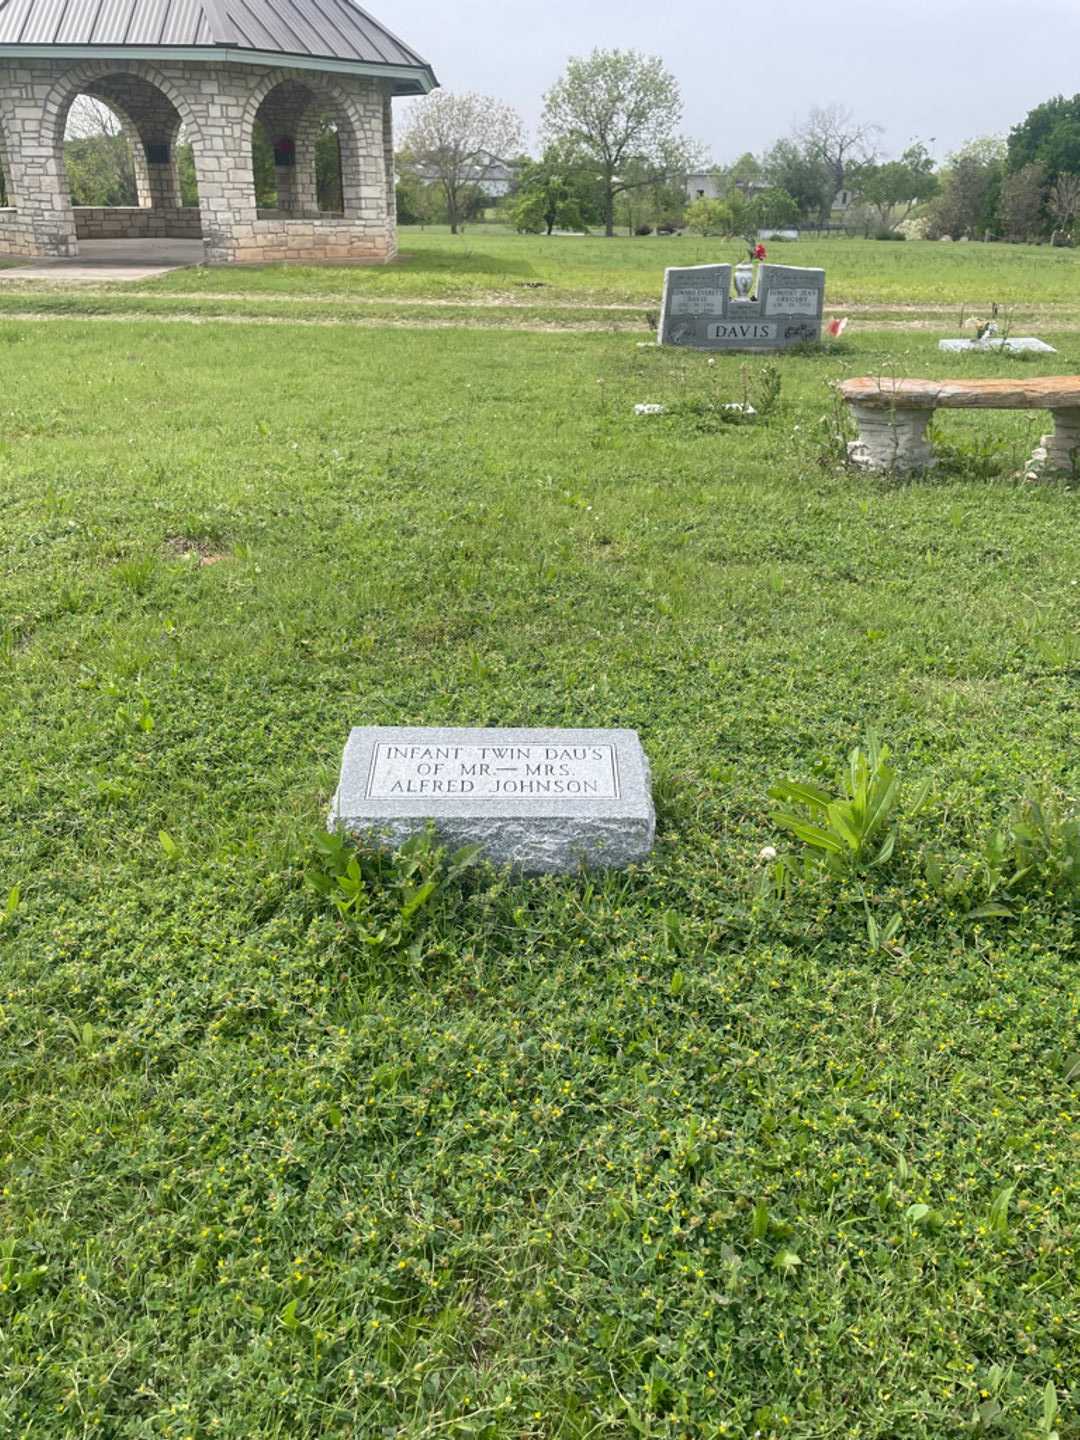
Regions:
[[839, 375, 1080, 410]]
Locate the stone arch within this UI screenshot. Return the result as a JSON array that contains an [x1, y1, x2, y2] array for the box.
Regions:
[[42, 62, 205, 247], [63, 92, 148, 208], [244, 69, 369, 220], [42, 61, 205, 160]]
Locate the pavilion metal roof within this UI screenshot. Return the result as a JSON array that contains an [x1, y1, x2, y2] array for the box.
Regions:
[[0, 0, 437, 92]]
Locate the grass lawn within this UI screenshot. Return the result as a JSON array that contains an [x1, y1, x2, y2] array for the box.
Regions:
[[1, 237, 1079, 1440], [138, 227, 1080, 311]]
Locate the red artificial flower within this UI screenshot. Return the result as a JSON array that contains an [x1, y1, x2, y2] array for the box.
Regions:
[[753, 243, 767, 260], [828, 317, 849, 338]]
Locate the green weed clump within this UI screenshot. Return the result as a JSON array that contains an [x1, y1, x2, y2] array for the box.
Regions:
[[306, 828, 482, 961], [769, 732, 931, 876]]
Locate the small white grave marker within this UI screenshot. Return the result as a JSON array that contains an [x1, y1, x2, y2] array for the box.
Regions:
[[331, 728, 655, 874]]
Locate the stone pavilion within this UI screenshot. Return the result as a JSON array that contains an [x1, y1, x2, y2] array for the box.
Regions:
[[0, 0, 436, 263]]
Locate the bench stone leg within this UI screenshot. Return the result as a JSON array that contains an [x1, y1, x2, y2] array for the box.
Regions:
[[1032, 409, 1080, 478], [847, 404, 935, 473]]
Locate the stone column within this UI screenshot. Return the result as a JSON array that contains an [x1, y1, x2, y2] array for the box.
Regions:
[[847, 404, 936, 473], [291, 109, 323, 213], [382, 93, 397, 235], [184, 64, 262, 264], [336, 79, 389, 234], [142, 134, 182, 210], [0, 71, 78, 257], [1035, 410, 1080, 478]]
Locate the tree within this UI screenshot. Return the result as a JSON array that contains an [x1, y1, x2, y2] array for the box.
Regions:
[[746, 187, 800, 232], [848, 144, 938, 231], [927, 136, 1005, 239], [760, 138, 833, 221], [1049, 173, 1080, 233], [509, 149, 601, 235], [684, 197, 732, 236], [400, 91, 524, 234], [728, 151, 762, 186], [999, 162, 1048, 241], [395, 171, 442, 227], [798, 103, 882, 220], [541, 49, 706, 237], [177, 139, 198, 206], [1008, 95, 1080, 185], [63, 96, 138, 207]]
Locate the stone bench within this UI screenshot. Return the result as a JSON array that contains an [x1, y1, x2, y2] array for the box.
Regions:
[[839, 376, 1080, 475]]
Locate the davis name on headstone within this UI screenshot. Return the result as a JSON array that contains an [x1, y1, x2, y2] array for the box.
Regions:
[[331, 727, 655, 874], [659, 263, 825, 351]]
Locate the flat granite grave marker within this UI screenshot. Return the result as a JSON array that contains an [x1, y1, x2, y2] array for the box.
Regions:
[[331, 727, 655, 874], [939, 337, 1057, 355], [658, 262, 825, 351]]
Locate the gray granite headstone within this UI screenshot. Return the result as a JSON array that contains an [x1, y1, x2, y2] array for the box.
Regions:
[[331, 727, 655, 874], [658, 262, 825, 350]]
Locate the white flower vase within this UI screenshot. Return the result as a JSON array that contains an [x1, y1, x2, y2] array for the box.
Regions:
[[733, 262, 754, 300]]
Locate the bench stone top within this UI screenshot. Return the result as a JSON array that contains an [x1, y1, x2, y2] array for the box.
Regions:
[[839, 376, 1080, 410]]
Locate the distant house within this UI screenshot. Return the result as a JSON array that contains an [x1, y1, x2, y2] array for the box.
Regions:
[[411, 151, 521, 198], [685, 172, 724, 202], [684, 173, 770, 204]]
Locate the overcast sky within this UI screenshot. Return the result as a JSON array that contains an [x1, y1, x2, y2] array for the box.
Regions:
[[387, 0, 1080, 163]]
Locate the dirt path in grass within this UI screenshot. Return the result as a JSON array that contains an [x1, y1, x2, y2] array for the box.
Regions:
[[4, 304, 1080, 335], [0, 309, 648, 333]]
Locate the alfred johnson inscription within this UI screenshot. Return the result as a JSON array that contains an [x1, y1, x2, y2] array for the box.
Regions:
[[367, 743, 620, 799], [332, 727, 654, 874]]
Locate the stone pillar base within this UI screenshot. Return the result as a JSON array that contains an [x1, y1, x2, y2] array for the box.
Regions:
[[847, 404, 936, 473], [1032, 409, 1080, 479]]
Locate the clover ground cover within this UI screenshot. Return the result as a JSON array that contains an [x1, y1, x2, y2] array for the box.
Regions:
[[0, 312, 1077, 1439]]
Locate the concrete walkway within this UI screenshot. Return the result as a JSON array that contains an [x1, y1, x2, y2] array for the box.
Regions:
[[0, 238, 205, 282]]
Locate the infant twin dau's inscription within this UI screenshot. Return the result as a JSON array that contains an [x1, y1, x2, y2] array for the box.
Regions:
[[366, 743, 621, 799]]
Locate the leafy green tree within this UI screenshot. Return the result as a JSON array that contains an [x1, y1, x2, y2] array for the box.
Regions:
[[63, 96, 137, 207], [1008, 95, 1080, 183], [848, 144, 938, 231], [315, 125, 343, 212], [684, 197, 733, 235], [541, 49, 706, 236], [760, 138, 833, 221], [798, 103, 882, 220], [927, 136, 1005, 239], [64, 135, 137, 206], [177, 140, 198, 207], [251, 124, 276, 208], [395, 172, 442, 227], [1048, 173, 1080, 235], [746, 187, 800, 231], [729, 151, 762, 186], [510, 151, 599, 235], [999, 161, 1048, 241], [400, 90, 524, 234]]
